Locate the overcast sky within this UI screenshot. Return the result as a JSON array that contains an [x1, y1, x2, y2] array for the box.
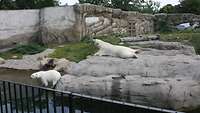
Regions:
[[59, 0, 180, 7]]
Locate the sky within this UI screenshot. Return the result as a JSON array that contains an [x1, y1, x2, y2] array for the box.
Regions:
[[59, 0, 180, 7]]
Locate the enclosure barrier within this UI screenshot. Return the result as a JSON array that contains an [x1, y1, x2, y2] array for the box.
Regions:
[[0, 79, 184, 113]]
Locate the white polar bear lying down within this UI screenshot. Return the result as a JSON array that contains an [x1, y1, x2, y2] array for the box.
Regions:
[[93, 39, 139, 58], [31, 70, 61, 87]]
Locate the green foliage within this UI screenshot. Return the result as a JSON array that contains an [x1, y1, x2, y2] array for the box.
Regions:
[[155, 20, 173, 33], [79, 0, 110, 6], [0, 0, 16, 9], [0, 43, 46, 59], [78, 0, 160, 13], [0, 0, 58, 9], [140, 0, 160, 14], [188, 34, 200, 54], [179, 0, 200, 15], [159, 4, 176, 13], [160, 33, 200, 54], [159, 0, 200, 15], [94, 34, 121, 45]]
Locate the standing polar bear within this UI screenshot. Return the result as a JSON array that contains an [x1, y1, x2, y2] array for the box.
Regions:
[[31, 70, 61, 87], [93, 39, 139, 58]]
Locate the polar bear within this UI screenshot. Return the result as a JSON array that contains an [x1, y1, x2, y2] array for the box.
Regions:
[[93, 39, 139, 58], [31, 70, 61, 87]]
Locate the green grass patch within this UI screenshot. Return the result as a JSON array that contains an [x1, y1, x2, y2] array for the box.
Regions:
[[0, 43, 46, 59], [49, 42, 98, 62], [49, 34, 123, 62], [93, 34, 122, 45]]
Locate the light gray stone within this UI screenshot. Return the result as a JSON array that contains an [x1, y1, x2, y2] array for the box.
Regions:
[[56, 42, 200, 111], [40, 6, 81, 44], [0, 10, 39, 48], [121, 35, 160, 42], [39, 57, 75, 74], [56, 74, 200, 111], [129, 41, 196, 55]]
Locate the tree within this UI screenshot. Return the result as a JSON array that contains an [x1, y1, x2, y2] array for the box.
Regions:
[[0, 0, 58, 10], [79, 0, 110, 7], [78, 0, 160, 13], [0, 0, 16, 9], [141, 0, 160, 13], [159, 4, 176, 13], [179, 0, 200, 14]]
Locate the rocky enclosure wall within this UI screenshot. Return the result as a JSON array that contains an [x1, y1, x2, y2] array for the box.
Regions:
[[40, 6, 80, 44], [0, 4, 200, 49], [0, 6, 79, 48], [77, 4, 154, 36], [0, 10, 39, 49]]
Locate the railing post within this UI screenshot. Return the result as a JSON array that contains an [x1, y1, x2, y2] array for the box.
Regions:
[[25, 86, 30, 113], [80, 97, 84, 113], [61, 92, 64, 113], [38, 88, 42, 113], [8, 82, 13, 113], [13, 84, 18, 113], [0, 87, 3, 113], [19, 85, 24, 113], [53, 91, 57, 113], [32, 87, 36, 113], [3, 81, 8, 113], [45, 90, 49, 113], [68, 93, 74, 113]]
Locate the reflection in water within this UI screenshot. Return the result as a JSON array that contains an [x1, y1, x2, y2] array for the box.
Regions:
[[111, 79, 122, 101], [0, 68, 39, 86]]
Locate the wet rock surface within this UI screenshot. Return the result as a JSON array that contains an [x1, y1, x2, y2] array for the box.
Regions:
[[0, 49, 54, 70], [39, 57, 75, 74], [56, 41, 200, 111]]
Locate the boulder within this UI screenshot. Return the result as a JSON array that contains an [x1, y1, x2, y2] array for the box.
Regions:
[[129, 41, 196, 55], [39, 58, 75, 74], [121, 35, 160, 42], [56, 74, 200, 111]]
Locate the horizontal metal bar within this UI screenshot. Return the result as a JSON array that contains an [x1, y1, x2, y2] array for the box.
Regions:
[[0, 79, 184, 113]]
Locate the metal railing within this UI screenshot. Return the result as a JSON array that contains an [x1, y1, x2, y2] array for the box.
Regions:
[[0, 79, 184, 113]]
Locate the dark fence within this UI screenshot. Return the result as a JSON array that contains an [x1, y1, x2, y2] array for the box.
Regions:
[[0, 80, 184, 113]]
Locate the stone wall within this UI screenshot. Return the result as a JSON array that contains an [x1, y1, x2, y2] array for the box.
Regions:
[[75, 4, 154, 37], [40, 6, 81, 44], [1, 4, 200, 49], [0, 6, 80, 48], [0, 10, 39, 49]]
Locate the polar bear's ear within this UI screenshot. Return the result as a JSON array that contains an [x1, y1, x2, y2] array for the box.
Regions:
[[133, 54, 138, 58], [31, 74, 36, 79], [135, 49, 142, 54]]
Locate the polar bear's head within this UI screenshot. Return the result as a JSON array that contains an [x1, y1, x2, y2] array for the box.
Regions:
[[93, 39, 110, 48], [31, 71, 43, 79]]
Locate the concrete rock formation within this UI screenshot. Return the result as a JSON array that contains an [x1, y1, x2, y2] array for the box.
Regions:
[[39, 57, 75, 74], [56, 41, 200, 112]]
